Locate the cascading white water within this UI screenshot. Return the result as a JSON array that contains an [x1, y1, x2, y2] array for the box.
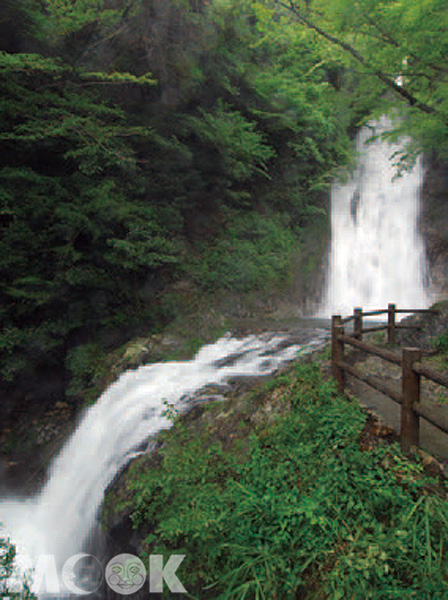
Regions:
[[0, 330, 327, 596], [321, 116, 433, 316]]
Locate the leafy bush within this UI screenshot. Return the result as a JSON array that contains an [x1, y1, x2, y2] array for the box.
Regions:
[[433, 332, 448, 354], [188, 101, 276, 184], [65, 343, 106, 399], [189, 211, 299, 292]]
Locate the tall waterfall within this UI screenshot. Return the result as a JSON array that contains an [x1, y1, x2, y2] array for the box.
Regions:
[[0, 331, 326, 596], [321, 117, 433, 316]]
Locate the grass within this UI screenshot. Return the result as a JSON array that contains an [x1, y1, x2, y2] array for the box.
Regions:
[[108, 362, 448, 599]]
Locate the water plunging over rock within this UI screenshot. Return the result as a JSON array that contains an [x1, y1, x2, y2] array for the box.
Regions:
[[321, 117, 434, 316], [0, 330, 327, 596]]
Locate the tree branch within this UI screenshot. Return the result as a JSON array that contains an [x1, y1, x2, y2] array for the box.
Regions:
[[362, 11, 448, 77], [279, 1, 440, 118]]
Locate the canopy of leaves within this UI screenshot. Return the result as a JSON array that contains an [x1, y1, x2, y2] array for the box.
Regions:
[[276, 0, 448, 161]]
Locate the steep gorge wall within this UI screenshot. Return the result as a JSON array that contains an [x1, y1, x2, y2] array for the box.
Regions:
[[421, 156, 448, 300]]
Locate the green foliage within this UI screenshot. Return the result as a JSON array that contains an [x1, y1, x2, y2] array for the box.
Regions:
[[0, 0, 356, 398], [0, 51, 68, 74], [0, 535, 35, 599], [30, 0, 123, 39], [189, 212, 299, 291], [0, 44, 182, 387], [280, 0, 448, 161], [65, 343, 106, 399], [188, 101, 276, 183], [432, 332, 448, 354], [121, 364, 448, 597], [207, 0, 352, 187]]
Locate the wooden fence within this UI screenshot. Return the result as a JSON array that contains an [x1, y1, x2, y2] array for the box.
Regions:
[[331, 304, 448, 454]]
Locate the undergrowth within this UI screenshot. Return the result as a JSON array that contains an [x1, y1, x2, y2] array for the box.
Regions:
[[120, 364, 448, 598], [432, 331, 448, 358]]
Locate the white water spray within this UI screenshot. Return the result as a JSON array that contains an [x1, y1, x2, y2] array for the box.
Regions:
[[321, 117, 433, 316], [0, 331, 326, 595]]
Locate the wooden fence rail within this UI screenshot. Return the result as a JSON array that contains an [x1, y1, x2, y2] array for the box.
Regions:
[[331, 305, 447, 454]]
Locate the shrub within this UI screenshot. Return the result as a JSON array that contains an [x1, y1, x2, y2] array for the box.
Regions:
[[189, 211, 299, 292]]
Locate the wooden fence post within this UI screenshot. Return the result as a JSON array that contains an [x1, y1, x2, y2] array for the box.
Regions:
[[331, 315, 345, 393], [401, 347, 421, 454], [354, 307, 363, 340], [387, 303, 396, 344]]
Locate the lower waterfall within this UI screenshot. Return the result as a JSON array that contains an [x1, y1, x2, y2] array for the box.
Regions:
[[0, 330, 326, 596]]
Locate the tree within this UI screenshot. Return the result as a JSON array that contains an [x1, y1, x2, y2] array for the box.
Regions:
[[274, 0, 448, 159], [0, 49, 181, 387]]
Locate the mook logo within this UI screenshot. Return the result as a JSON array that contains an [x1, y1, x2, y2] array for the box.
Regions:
[[28, 552, 187, 596]]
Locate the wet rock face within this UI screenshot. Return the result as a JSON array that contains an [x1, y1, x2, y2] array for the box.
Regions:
[[0, 398, 76, 493], [420, 156, 448, 298]]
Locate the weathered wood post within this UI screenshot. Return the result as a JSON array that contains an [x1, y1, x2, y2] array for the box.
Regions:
[[401, 347, 421, 454], [354, 307, 363, 340], [387, 303, 396, 344], [331, 315, 345, 393]]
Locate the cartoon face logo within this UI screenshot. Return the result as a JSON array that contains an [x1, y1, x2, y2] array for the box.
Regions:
[[105, 554, 146, 595]]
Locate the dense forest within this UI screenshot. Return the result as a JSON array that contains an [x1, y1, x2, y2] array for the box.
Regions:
[[0, 0, 447, 408], [1, 1, 448, 598]]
